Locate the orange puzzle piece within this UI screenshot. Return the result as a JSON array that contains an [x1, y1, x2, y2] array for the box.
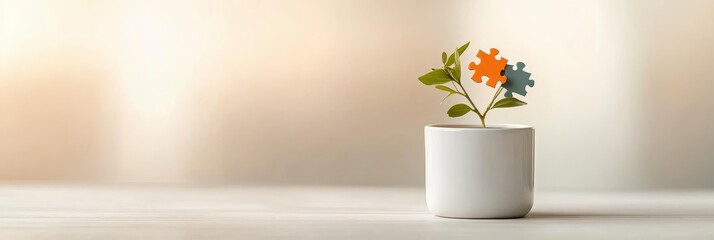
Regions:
[[468, 48, 508, 88]]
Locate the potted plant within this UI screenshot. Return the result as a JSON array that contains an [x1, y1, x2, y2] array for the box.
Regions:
[[419, 42, 536, 219]]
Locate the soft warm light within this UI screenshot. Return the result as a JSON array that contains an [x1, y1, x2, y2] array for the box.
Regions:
[[1, 0, 713, 189]]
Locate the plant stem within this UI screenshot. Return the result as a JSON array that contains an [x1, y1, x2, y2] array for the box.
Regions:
[[477, 87, 505, 128], [484, 87, 504, 116], [451, 82, 462, 95], [454, 81, 484, 126]]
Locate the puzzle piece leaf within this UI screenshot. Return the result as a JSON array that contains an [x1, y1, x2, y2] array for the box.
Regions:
[[418, 69, 452, 85], [502, 62, 535, 97], [441, 52, 447, 64], [447, 104, 472, 117], [491, 97, 527, 109], [468, 48, 508, 88]]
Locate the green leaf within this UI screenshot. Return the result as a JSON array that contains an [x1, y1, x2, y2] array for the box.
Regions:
[[441, 52, 447, 64], [444, 42, 470, 66], [453, 48, 461, 81], [436, 85, 460, 102], [445, 53, 455, 66], [447, 104, 472, 117], [435, 85, 457, 94], [444, 67, 458, 82], [457, 41, 470, 55], [491, 97, 527, 109], [418, 69, 452, 85]]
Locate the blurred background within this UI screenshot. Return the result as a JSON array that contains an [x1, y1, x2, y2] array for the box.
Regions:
[[1, 0, 713, 191]]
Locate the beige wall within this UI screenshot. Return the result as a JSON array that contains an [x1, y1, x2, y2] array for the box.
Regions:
[[1, 0, 713, 190]]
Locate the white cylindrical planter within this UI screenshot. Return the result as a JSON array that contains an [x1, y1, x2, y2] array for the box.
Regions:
[[425, 124, 534, 218]]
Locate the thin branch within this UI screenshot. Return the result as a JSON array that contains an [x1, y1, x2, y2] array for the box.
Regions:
[[485, 87, 504, 115], [451, 82, 462, 95], [455, 81, 483, 119]]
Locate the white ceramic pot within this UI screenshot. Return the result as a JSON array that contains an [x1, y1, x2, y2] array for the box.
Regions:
[[425, 124, 534, 219]]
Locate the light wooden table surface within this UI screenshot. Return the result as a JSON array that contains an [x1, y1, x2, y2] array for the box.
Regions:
[[0, 185, 712, 239]]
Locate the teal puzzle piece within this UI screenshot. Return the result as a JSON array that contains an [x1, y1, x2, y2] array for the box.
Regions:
[[502, 62, 535, 97]]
